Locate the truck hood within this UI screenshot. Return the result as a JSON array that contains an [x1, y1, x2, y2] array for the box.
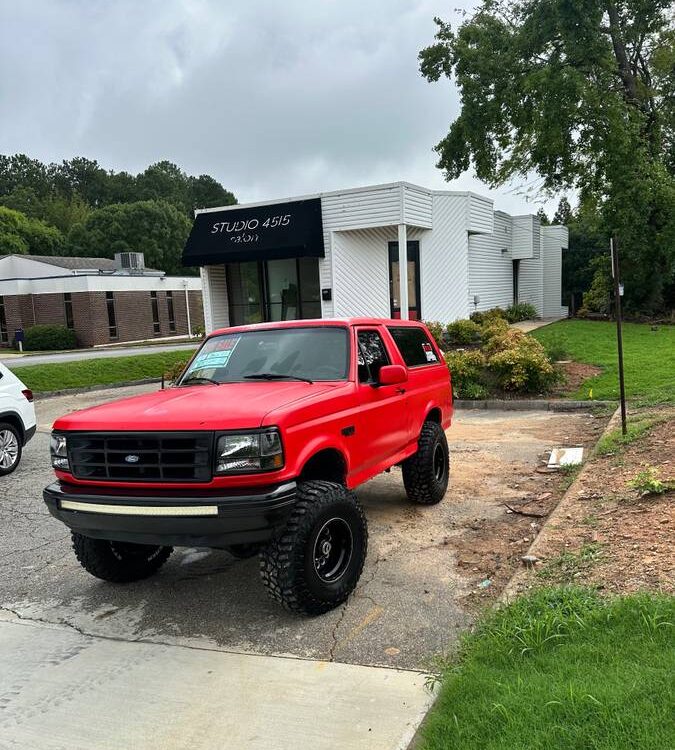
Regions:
[[52, 382, 338, 432]]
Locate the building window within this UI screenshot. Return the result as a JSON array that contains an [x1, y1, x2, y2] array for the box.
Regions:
[[63, 293, 74, 329], [0, 296, 8, 344], [166, 291, 176, 332], [150, 291, 160, 334], [106, 291, 118, 339]]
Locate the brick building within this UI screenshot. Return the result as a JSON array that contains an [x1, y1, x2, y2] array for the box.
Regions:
[[0, 253, 203, 348]]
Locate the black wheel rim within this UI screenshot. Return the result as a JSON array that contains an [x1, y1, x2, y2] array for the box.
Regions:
[[110, 541, 162, 562], [433, 443, 446, 482], [312, 517, 353, 583]]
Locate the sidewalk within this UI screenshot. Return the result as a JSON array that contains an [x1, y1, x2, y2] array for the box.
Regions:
[[510, 317, 564, 333], [0, 612, 433, 750]]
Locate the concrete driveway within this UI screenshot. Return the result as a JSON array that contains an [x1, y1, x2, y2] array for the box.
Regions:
[[0, 384, 601, 749]]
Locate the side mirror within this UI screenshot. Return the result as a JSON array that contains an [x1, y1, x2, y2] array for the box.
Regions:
[[377, 364, 408, 386]]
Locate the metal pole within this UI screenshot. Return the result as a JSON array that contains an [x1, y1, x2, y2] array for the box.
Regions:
[[611, 235, 627, 435], [183, 281, 193, 338], [397, 224, 409, 320]]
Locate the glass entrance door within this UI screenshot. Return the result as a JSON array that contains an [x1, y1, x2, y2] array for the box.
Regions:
[[388, 241, 421, 320]]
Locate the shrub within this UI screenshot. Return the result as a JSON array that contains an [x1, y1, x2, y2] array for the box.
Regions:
[[505, 302, 538, 323], [470, 307, 508, 325], [22, 324, 77, 351], [445, 350, 487, 398], [482, 326, 527, 354], [445, 318, 482, 346], [479, 317, 510, 345], [487, 335, 559, 392], [164, 357, 190, 383], [191, 324, 206, 339], [424, 321, 445, 350]]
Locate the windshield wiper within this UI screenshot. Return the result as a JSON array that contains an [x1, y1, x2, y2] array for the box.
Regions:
[[180, 376, 221, 386], [244, 373, 314, 384]]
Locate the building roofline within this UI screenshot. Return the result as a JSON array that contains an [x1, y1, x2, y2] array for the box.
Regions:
[[194, 181, 498, 217]]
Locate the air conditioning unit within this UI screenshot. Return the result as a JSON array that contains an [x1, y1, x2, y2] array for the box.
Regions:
[[114, 252, 145, 272]]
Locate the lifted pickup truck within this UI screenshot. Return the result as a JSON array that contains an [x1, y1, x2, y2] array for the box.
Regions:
[[44, 318, 452, 614]]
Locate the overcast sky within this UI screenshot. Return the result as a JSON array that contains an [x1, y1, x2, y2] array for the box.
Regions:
[[1, 0, 557, 214]]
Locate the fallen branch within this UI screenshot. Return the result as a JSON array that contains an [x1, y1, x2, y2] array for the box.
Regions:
[[503, 502, 547, 518]]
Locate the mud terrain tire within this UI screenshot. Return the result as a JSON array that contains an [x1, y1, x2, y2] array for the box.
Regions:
[[402, 421, 449, 505], [260, 480, 368, 615], [71, 533, 173, 582]]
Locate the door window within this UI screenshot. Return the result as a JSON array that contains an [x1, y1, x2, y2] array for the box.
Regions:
[[226, 262, 264, 325], [388, 241, 421, 320], [357, 330, 390, 383], [388, 326, 439, 367]]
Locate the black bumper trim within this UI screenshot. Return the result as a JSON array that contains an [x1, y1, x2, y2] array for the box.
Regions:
[[43, 480, 297, 548], [23, 424, 36, 445]]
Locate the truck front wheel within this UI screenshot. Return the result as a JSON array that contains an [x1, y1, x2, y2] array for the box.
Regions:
[[402, 421, 449, 505], [260, 481, 368, 615], [71, 533, 173, 583]]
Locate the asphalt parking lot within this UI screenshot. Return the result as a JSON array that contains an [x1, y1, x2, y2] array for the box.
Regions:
[[0, 384, 602, 671]]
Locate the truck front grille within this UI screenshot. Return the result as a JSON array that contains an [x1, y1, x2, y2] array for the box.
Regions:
[[68, 432, 213, 482]]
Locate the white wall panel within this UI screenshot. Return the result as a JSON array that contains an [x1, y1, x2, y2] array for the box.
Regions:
[[511, 215, 541, 259], [416, 194, 471, 322], [519, 253, 544, 316], [331, 227, 393, 318], [541, 226, 569, 317], [202, 265, 228, 333], [403, 185, 433, 228], [467, 193, 494, 234], [468, 212, 514, 311]]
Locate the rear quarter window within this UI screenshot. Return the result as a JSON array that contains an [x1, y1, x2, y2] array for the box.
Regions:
[[387, 327, 440, 367]]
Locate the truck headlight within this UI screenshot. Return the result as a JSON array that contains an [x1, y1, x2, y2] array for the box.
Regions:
[[215, 429, 283, 474], [50, 434, 69, 471]]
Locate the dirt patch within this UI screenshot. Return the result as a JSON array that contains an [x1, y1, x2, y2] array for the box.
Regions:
[[440, 410, 610, 611], [508, 406, 675, 596], [552, 361, 603, 396]]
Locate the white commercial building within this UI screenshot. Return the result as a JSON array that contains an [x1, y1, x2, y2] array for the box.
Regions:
[[181, 182, 568, 333]]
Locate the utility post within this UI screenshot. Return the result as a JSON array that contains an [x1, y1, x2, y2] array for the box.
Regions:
[[610, 235, 627, 435]]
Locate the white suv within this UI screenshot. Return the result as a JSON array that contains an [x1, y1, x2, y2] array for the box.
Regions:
[[0, 362, 37, 475]]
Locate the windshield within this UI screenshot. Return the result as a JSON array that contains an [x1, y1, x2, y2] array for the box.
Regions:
[[179, 327, 350, 384]]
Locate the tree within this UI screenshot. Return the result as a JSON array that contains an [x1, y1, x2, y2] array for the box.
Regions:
[[0, 205, 66, 255], [552, 197, 573, 226], [188, 174, 236, 211], [536, 207, 550, 225], [68, 199, 192, 274], [420, 1, 675, 313]]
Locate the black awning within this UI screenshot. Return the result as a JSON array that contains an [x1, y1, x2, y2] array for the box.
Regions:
[[182, 197, 324, 266]]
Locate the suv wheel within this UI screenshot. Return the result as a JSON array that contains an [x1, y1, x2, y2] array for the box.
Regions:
[[260, 480, 368, 615], [0, 422, 22, 476], [402, 421, 449, 505], [71, 533, 173, 582]]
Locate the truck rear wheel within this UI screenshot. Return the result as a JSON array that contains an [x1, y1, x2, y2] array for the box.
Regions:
[[71, 532, 173, 583], [402, 421, 449, 505], [259, 480, 368, 615]]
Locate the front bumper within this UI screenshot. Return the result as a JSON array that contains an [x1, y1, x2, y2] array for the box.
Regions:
[[43, 480, 297, 548]]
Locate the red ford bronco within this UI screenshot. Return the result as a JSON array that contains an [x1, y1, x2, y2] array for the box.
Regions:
[[44, 319, 452, 614]]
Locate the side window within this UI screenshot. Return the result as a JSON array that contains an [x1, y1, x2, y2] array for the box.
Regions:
[[357, 330, 390, 383], [387, 327, 439, 367]]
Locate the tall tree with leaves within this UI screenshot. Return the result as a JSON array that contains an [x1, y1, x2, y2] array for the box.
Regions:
[[420, 0, 675, 313]]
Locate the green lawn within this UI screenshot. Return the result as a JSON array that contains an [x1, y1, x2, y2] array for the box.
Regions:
[[531, 320, 675, 403], [420, 588, 675, 750], [17, 350, 194, 393]]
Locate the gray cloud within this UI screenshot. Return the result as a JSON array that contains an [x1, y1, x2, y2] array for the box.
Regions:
[[0, 0, 559, 214]]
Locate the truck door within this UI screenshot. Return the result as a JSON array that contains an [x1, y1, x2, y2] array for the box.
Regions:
[[353, 327, 409, 473]]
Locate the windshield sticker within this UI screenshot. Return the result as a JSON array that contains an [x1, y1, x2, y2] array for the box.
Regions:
[[193, 337, 240, 369], [422, 342, 438, 362]]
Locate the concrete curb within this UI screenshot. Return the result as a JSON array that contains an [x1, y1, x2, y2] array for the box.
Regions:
[[500, 405, 623, 602], [454, 398, 615, 412], [33, 378, 161, 400]]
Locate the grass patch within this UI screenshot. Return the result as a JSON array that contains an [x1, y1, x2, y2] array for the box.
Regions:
[[17, 350, 195, 393], [537, 543, 604, 583], [531, 320, 675, 402], [420, 587, 675, 750], [594, 415, 664, 456]]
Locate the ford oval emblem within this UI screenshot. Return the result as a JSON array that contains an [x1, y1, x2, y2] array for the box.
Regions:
[[125, 454, 140, 464]]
